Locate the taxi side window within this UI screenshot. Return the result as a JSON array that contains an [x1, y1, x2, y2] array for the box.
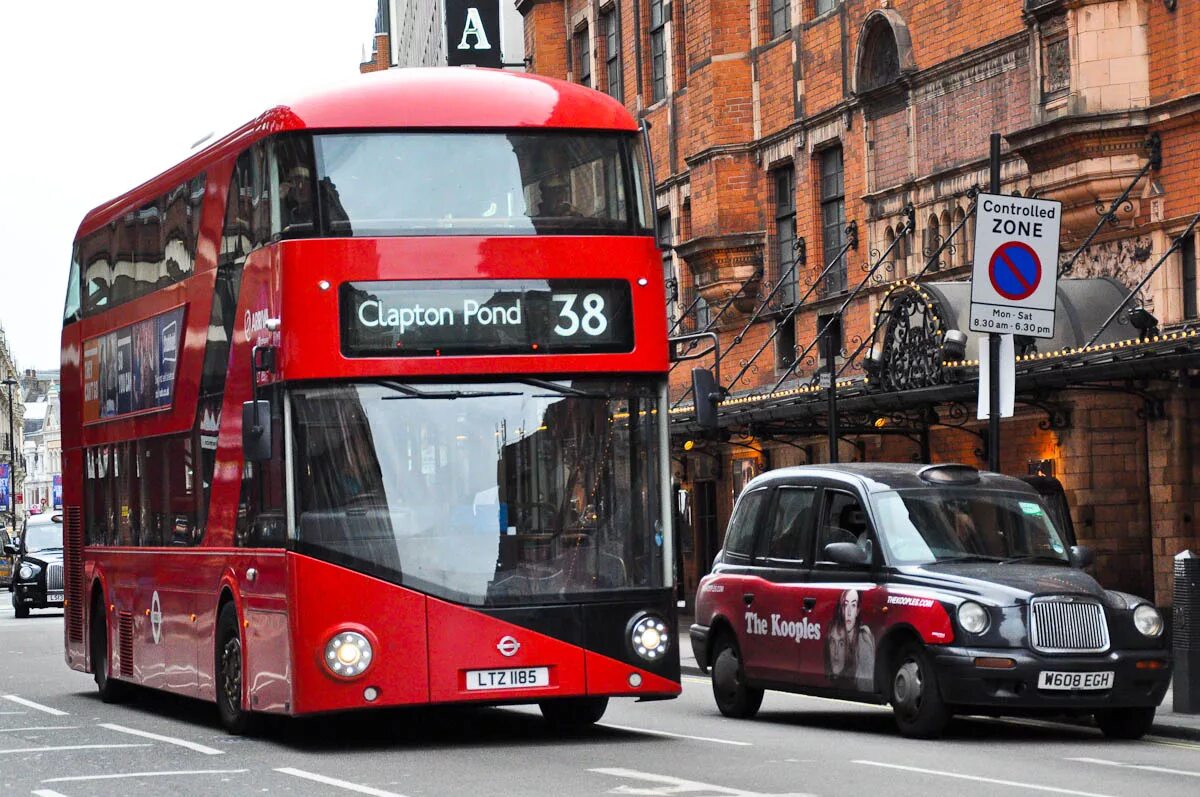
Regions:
[[816, 490, 873, 563], [756, 486, 816, 563], [723, 489, 768, 562]]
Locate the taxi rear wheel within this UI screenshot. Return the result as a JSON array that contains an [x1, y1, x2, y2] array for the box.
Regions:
[[711, 635, 763, 719], [889, 642, 950, 738], [1094, 706, 1155, 740]]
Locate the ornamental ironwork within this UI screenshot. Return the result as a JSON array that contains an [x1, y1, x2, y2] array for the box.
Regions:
[[876, 288, 949, 392]]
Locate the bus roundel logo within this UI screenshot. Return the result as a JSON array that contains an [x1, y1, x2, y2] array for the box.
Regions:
[[150, 591, 163, 644], [497, 636, 520, 657]]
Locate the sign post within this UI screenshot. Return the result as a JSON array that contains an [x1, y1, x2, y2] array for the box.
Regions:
[[969, 134, 1062, 471]]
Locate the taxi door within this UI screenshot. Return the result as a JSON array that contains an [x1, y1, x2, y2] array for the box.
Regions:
[[739, 485, 818, 684], [802, 487, 882, 693]]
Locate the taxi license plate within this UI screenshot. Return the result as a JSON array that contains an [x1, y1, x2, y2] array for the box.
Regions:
[[47, 592, 64, 603], [465, 667, 549, 691], [1037, 671, 1114, 690]]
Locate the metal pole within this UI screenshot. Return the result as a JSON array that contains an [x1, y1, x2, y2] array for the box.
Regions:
[[826, 323, 838, 463], [988, 133, 1002, 473]]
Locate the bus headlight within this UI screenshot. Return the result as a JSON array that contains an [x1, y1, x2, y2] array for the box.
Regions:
[[324, 631, 373, 678], [630, 614, 669, 661], [957, 601, 989, 635], [1133, 604, 1163, 637], [18, 562, 40, 581]]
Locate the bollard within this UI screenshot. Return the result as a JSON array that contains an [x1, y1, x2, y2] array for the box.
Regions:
[[1175, 549, 1200, 713]]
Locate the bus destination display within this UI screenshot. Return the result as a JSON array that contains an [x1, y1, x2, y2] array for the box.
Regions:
[[341, 280, 634, 357]]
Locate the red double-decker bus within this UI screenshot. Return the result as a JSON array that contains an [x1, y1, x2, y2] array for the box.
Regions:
[[59, 68, 678, 732]]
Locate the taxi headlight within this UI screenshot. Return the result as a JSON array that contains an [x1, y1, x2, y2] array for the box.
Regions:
[[629, 613, 670, 661], [957, 601, 989, 635], [1133, 604, 1163, 638], [324, 631, 373, 678], [18, 562, 40, 581]]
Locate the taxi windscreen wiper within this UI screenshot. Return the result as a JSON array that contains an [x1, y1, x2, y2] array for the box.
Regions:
[[931, 554, 1008, 564], [377, 381, 522, 400], [1001, 554, 1069, 566]]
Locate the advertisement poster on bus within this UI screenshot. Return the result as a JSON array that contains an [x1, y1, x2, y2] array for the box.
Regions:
[[83, 306, 185, 423], [52, 475, 62, 510]]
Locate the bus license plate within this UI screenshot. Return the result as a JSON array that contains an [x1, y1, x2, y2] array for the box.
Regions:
[[47, 592, 64, 603], [465, 667, 549, 691], [1037, 671, 1113, 690]]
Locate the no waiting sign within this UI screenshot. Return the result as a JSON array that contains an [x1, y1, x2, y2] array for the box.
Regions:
[[969, 194, 1062, 339]]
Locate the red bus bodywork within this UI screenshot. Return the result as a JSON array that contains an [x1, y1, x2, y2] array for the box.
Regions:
[[61, 69, 679, 720]]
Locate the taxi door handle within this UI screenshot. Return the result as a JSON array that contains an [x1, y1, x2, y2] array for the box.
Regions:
[[743, 593, 755, 606], [803, 597, 816, 611]]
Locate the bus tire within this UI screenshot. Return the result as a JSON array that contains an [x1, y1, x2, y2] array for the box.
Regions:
[[215, 602, 258, 735], [889, 642, 950, 738], [538, 697, 608, 728], [90, 595, 129, 703], [710, 634, 763, 719]]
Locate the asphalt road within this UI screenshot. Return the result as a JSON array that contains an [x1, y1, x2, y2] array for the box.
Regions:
[[2, 604, 1199, 796]]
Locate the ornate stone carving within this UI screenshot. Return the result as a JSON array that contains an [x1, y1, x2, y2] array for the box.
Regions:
[[676, 232, 765, 318]]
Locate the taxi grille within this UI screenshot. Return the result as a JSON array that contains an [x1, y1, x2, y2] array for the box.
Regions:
[[1029, 597, 1109, 653], [46, 563, 64, 592]]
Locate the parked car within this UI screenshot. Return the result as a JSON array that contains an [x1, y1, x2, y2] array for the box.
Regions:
[[28, 504, 43, 516], [5, 515, 64, 618], [691, 463, 1171, 739]]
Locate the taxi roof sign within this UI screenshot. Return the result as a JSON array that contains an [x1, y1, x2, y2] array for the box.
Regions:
[[969, 194, 1062, 339]]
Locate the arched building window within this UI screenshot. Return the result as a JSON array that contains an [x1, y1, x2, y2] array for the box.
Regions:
[[854, 11, 915, 96], [952, 206, 969, 268]]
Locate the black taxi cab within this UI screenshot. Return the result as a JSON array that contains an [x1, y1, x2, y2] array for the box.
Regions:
[[690, 463, 1171, 739]]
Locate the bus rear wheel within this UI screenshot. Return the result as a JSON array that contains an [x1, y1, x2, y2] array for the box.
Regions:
[[215, 602, 258, 735], [90, 595, 128, 703], [539, 697, 608, 729]]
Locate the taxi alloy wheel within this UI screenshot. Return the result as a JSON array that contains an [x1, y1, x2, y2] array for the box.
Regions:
[[890, 643, 950, 738], [711, 636, 763, 719]]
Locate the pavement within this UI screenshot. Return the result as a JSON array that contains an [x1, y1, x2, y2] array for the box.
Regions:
[[676, 618, 1200, 742]]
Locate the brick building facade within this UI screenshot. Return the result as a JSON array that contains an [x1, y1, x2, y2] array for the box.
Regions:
[[519, 0, 1200, 605]]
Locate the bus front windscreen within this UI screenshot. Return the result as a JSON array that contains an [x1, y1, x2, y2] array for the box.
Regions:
[[311, 131, 652, 236], [290, 379, 666, 605]]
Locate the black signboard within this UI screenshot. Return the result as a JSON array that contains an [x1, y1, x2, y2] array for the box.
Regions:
[[341, 280, 635, 357], [445, 0, 503, 68]]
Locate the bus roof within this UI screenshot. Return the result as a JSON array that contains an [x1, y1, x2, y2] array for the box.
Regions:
[[76, 68, 639, 239]]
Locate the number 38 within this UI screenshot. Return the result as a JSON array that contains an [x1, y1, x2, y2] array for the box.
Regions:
[[552, 293, 608, 336]]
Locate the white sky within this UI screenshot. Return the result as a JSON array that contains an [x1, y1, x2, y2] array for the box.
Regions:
[[0, 0, 377, 370]]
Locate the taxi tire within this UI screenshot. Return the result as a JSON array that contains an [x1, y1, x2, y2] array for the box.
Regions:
[[90, 595, 129, 704], [13, 593, 29, 619], [215, 602, 259, 735], [889, 642, 950, 739], [1094, 706, 1155, 740], [539, 697, 609, 728], [711, 636, 764, 719]]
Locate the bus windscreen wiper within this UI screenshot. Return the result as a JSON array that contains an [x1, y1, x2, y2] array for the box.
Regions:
[[520, 378, 612, 398], [377, 381, 522, 400]]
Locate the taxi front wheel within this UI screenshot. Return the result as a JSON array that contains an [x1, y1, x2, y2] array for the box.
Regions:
[[1094, 706, 1155, 740], [890, 642, 950, 738], [711, 636, 763, 719]]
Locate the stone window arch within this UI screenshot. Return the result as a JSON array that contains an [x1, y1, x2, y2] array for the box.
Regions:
[[854, 10, 916, 96]]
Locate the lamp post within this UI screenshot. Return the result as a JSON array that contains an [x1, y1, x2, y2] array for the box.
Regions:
[[2, 377, 16, 532]]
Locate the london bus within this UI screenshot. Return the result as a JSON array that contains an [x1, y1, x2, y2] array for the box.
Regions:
[[59, 67, 679, 733]]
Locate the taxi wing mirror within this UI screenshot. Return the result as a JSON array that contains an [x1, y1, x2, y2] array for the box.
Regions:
[[2, 542, 16, 557], [1069, 545, 1094, 568], [242, 400, 272, 462], [824, 541, 870, 567]]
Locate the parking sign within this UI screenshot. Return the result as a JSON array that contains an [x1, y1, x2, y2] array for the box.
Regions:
[[969, 194, 1062, 339]]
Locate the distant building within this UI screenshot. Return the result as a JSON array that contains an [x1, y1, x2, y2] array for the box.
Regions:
[[0, 324, 24, 529], [361, 0, 524, 72], [22, 375, 61, 511]]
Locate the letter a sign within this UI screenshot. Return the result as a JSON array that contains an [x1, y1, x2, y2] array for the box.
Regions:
[[446, 0, 503, 68]]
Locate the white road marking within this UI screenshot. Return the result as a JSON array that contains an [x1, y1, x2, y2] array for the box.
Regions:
[[0, 711, 27, 715], [0, 743, 150, 754], [598, 722, 752, 746], [275, 768, 409, 796], [43, 769, 250, 784], [0, 726, 79, 733], [853, 760, 1117, 797], [31, 790, 71, 797], [590, 767, 813, 796], [98, 722, 225, 755], [2, 695, 68, 716], [1068, 757, 1200, 778]]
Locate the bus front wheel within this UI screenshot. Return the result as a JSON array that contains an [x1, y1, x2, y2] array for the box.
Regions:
[[538, 697, 608, 729], [215, 602, 258, 735]]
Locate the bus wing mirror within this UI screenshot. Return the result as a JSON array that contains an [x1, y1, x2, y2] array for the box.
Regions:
[[242, 400, 272, 462], [692, 368, 720, 432]]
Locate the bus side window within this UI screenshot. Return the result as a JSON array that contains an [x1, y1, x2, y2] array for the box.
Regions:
[[236, 387, 286, 548]]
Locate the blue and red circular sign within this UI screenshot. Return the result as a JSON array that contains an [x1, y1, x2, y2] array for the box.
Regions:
[[988, 241, 1042, 301]]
